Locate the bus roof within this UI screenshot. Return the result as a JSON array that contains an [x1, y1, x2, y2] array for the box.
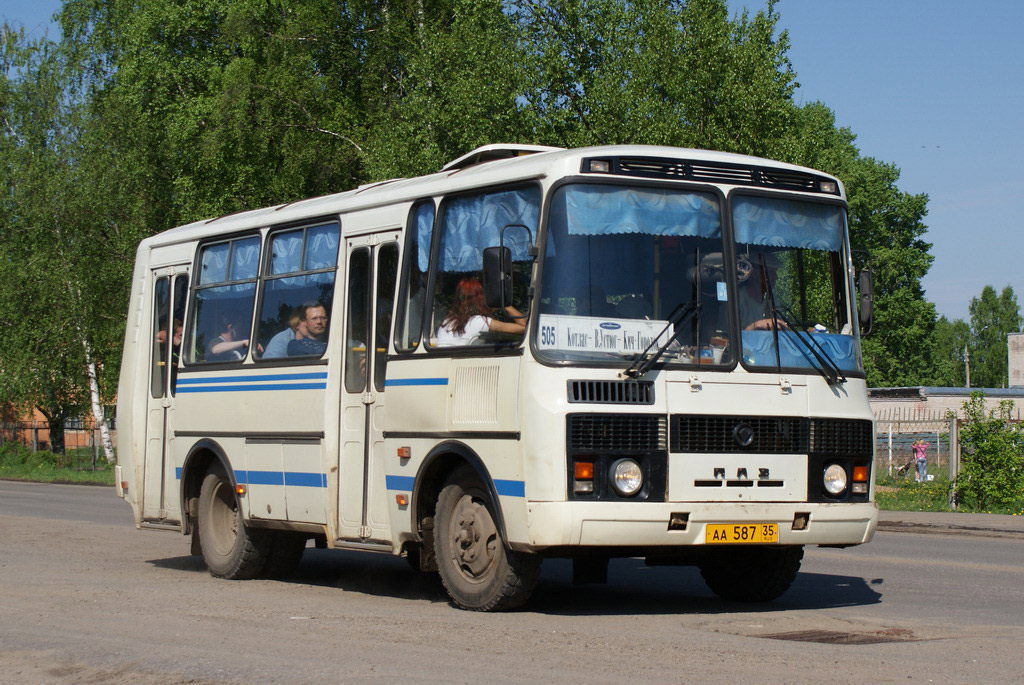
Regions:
[[139, 144, 844, 250]]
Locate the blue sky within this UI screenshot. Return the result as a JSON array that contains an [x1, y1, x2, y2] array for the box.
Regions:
[[5, 0, 1021, 322]]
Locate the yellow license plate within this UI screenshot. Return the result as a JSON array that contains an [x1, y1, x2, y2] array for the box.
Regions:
[[705, 523, 779, 544]]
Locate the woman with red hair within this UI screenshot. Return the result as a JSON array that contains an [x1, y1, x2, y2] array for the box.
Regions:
[[436, 277, 525, 347]]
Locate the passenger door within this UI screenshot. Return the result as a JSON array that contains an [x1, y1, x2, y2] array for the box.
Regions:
[[143, 266, 190, 522], [338, 232, 400, 542]]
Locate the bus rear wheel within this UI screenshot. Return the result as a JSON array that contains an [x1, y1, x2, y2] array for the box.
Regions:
[[699, 545, 804, 602], [434, 469, 540, 611], [198, 465, 269, 579]]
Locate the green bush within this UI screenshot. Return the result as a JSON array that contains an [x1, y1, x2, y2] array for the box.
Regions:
[[955, 393, 1024, 511]]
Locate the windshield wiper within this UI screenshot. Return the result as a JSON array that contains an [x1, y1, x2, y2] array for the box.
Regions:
[[769, 306, 847, 385], [757, 253, 845, 385], [622, 301, 701, 379]]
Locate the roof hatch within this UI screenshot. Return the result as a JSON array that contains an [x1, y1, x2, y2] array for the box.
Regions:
[[440, 144, 563, 172]]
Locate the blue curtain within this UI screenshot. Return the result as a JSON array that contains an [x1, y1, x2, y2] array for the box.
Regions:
[[229, 237, 261, 280], [733, 197, 842, 251], [304, 223, 340, 270], [414, 203, 436, 273], [438, 187, 540, 272], [199, 242, 229, 284], [564, 185, 721, 237], [271, 229, 304, 274]]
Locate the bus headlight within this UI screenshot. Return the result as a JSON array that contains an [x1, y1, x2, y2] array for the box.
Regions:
[[610, 459, 643, 496], [823, 463, 848, 495]]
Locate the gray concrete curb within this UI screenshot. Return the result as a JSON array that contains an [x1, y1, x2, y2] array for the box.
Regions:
[[877, 510, 1024, 540]]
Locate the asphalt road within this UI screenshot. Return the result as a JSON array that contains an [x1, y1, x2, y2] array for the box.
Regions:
[[1, 480, 1022, 683]]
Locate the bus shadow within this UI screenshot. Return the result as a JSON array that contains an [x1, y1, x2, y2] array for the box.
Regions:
[[147, 551, 882, 614], [529, 558, 883, 616]]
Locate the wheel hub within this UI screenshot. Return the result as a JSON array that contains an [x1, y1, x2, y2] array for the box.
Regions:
[[450, 494, 498, 579]]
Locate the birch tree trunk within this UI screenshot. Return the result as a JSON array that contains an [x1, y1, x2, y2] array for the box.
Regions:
[[82, 340, 115, 463]]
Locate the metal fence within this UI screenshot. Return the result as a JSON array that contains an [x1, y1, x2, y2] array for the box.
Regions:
[[0, 422, 116, 469], [873, 413, 959, 482]]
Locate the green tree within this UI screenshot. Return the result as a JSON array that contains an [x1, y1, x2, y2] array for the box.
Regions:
[[930, 316, 970, 386], [955, 392, 1024, 511], [780, 102, 936, 386], [967, 285, 1022, 388], [0, 27, 96, 454]]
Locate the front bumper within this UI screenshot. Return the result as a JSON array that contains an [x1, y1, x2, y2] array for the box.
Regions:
[[524, 500, 877, 549]]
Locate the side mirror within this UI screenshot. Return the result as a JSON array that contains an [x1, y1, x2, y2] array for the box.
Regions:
[[482, 246, 512, 309], [857, 266, 874, 336]]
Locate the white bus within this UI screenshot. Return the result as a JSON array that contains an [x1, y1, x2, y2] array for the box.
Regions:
[[116, 144, 877, 611]]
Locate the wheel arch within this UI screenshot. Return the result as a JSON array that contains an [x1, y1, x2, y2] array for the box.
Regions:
[[411, 441, 509, 548], [180, 438, 237, 536]]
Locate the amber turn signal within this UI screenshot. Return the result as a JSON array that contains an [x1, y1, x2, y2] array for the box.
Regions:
[[236, 484, 247, 496], [852, 465, 868, 482], [395, 494, 408, 506], [397, 446, 411, 459], [574, 461, 594, 480]]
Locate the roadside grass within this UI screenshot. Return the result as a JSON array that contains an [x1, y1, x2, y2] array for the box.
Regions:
[[876, 468, 1024, 516], [0, 442, 115, 486]]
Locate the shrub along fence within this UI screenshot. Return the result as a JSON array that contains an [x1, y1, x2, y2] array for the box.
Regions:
[[0, 422, 116, 469]]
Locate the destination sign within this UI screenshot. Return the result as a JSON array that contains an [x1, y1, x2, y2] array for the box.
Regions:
[[537, 314, 672, 354]]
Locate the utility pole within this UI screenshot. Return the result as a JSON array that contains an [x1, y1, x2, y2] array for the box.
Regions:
[[965, 343, 970, 388]]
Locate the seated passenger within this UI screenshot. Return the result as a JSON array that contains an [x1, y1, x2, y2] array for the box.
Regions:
[[287, 303, 329, 356], [436, 277, 525, 347], [207, 317, 250, 362], [263, 310, 307, 359]]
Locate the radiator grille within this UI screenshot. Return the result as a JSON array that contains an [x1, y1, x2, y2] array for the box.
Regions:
[[809, 418, 873, 456], [670, 415, 872, 456], [567, 414, 667, 452], [585, 156, 837, 195], [567, 380, 654, 405], [671, 415, 808, 454]]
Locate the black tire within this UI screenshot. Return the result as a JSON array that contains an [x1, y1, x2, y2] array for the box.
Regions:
[[699, 546, 804, 602], [259, 532, 307, 579], [434, 468, 541, 611], [197, 465, 269, 579]]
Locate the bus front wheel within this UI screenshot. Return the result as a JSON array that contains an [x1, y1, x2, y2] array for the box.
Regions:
[[198, 465, 269, 579], [434, 468, 540, 611], [699, 545, 804, 602]]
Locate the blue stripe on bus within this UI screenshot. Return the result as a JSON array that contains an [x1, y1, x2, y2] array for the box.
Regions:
[[385, 474, 524, 498], [236, 470, 327, 488], [384, 377, 449, 387], [174, 468, 326, 488], [385, 475, 416, 491], [176, 383, 327, 393], [177, 372, 328, 385], [494, 479, 526, 497]]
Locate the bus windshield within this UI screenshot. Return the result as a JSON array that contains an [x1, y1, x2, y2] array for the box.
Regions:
[[536, 184, 863, 376], [732, 195, 862, 375], [537, 183, 731, 366]]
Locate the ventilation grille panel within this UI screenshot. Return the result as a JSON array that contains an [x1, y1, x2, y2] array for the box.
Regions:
[[671, 415, 808, 454], [810, 418, 873, 456], [584, 156, 838, 195], [568, 380, 654, 405], [670, 415, 873, 456], [568, 414, 666, 452]]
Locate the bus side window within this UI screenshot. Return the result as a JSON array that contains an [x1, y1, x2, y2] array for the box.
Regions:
[[345, 248, 370, 392], [169, 274, 188, 394], [151, 276, 170, 398], [187, 235, 260, 364], [374, 243, 399, 391], [394, 202, 434, 351], [254, 222, 340, 360], [429, 186, 539, 348]]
